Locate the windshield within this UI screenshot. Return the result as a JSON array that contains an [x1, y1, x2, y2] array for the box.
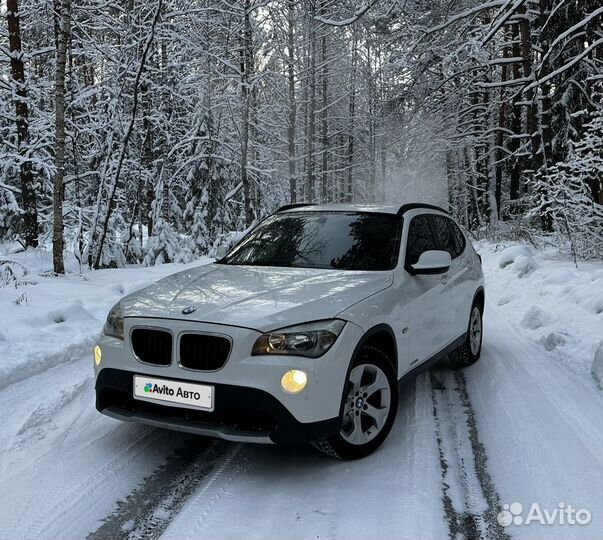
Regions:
[[220, 211, 403, 270]]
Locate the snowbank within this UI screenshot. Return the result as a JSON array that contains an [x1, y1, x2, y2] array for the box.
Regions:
[[497, 245, 533, 268], [0, 247, 212, 390], [521, 305, 552, 330], [592, 342, 603, 390], [477, 240, 603, 384]]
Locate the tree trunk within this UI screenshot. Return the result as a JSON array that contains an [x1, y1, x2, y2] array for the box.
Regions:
[[380, 129, 387, 203], [487, 99, 499, 225], [305, 1, 317, 202], [286, 0, 297, 203], [495, 44, 509, 217], [160, 34, 171, 223], [466, 147, 484, 228], [509, 22, 522, 203], [52, 0, 71, 274], [534, 0, 553, 231], [346, 29, 358, 203], [320, 17, 328, 203], [367, 40, 376, 203], [7, 0, 38, 247], [519, 10, 538, 178], [240, 0, 254, 225], [160, 163, 169, 221]]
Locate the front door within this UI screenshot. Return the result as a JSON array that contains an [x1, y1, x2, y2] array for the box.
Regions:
[[402, 214, 451, 368], [429, 214, 470, 342]]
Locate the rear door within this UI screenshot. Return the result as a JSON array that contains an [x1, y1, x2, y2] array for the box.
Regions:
[[403, 214, 450, 368]]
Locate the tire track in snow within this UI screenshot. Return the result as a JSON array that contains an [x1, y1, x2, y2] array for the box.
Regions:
[[22, 425, 166, 539], [88, 439, 240, 540], [430, 368, 509, 540], [6, 378, 89, 455], [163, 443, 250, 540]]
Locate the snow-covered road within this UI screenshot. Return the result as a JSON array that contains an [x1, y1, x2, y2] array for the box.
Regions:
[[0, 244, 601, 540]]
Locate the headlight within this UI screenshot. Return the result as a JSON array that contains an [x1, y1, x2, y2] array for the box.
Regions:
[[103, 302, 124, 339], [252, 319, 345, 358]]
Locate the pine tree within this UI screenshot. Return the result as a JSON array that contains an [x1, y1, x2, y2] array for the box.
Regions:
[[534, 107, 603, 258]]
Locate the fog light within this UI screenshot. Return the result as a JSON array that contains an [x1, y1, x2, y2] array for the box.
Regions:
[[281, 369, 307, 394], [94, 345, 102, 366]]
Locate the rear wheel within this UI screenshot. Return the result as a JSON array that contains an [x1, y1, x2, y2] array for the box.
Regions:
[[448, 303, 483, 368], [312, 346, 398, 460]]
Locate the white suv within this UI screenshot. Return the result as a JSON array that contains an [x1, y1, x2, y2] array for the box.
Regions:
[[94, 203, 484, 459]]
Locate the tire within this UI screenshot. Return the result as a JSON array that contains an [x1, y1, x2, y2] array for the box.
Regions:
[[312, 346, 398, 460], [448, 302, 483, 369]]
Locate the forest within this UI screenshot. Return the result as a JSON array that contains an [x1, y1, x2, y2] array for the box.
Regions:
[[1, 0, 602, 271]]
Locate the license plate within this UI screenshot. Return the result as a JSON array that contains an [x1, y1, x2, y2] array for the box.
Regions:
[[133, 375, 213, 411]]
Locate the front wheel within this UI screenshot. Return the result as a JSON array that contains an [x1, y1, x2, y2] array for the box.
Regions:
[[312, 346, 398, 460], [448, 303, 483, 368]]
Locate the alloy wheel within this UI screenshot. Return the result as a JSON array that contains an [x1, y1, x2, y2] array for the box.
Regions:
[[340, 363, 391, 445], [469, 306, 482, 356]]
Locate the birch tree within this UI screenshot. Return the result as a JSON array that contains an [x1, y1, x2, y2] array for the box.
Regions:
[[52, 0, 71, 273]]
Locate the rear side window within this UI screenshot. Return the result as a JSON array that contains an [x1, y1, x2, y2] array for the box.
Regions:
[[430, 215, 464, 259], [447, 219, 466, 257], [406, 215, 437, 266]]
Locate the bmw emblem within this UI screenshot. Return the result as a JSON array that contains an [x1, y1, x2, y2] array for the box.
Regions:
[[182, 306, 197, 315]]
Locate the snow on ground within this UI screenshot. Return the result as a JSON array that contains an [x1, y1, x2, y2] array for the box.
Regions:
[[0, 241, 601, 540], [0, 247, 212, 539], [476, 240, 603, 382], [161, 376, 448, 540], [466, 305, 603, 540]]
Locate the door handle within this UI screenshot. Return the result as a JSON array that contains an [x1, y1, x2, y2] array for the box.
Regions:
[[441, 274, 448, 285]]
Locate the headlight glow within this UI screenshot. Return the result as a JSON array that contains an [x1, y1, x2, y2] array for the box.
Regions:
[[94, 345, 102, 366], [252, 319, 345, 358], [103, 302, 124, 339]]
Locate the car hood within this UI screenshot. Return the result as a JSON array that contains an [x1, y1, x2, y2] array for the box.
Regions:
[[121, 263, 393, 331]]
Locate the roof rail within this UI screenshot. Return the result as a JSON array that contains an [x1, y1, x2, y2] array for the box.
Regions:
[[276, 202, 316, 212], [397, 203, 449, 216]]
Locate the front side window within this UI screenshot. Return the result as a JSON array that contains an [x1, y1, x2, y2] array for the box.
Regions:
[[405, 215, 437, 266], [220, 211, 403, 271]]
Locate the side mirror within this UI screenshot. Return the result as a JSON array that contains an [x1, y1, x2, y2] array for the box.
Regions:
[[215, 245, 230, 260], [410, 250, 451, 275]]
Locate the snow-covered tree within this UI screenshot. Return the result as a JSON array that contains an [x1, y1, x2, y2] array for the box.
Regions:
[[143, 218, 193, 266], [533, 107, 603, 258], [188, 189, 211, 256], [1, 0, 601, 262]]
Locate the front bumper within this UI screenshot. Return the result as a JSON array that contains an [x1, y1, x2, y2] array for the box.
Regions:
[[96, 368, 340, 444], [94, 317, 363, 444]]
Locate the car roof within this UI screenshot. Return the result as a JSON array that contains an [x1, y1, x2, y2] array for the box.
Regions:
[[278, 203, 400, 214], [276, 203, 448, 216]]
